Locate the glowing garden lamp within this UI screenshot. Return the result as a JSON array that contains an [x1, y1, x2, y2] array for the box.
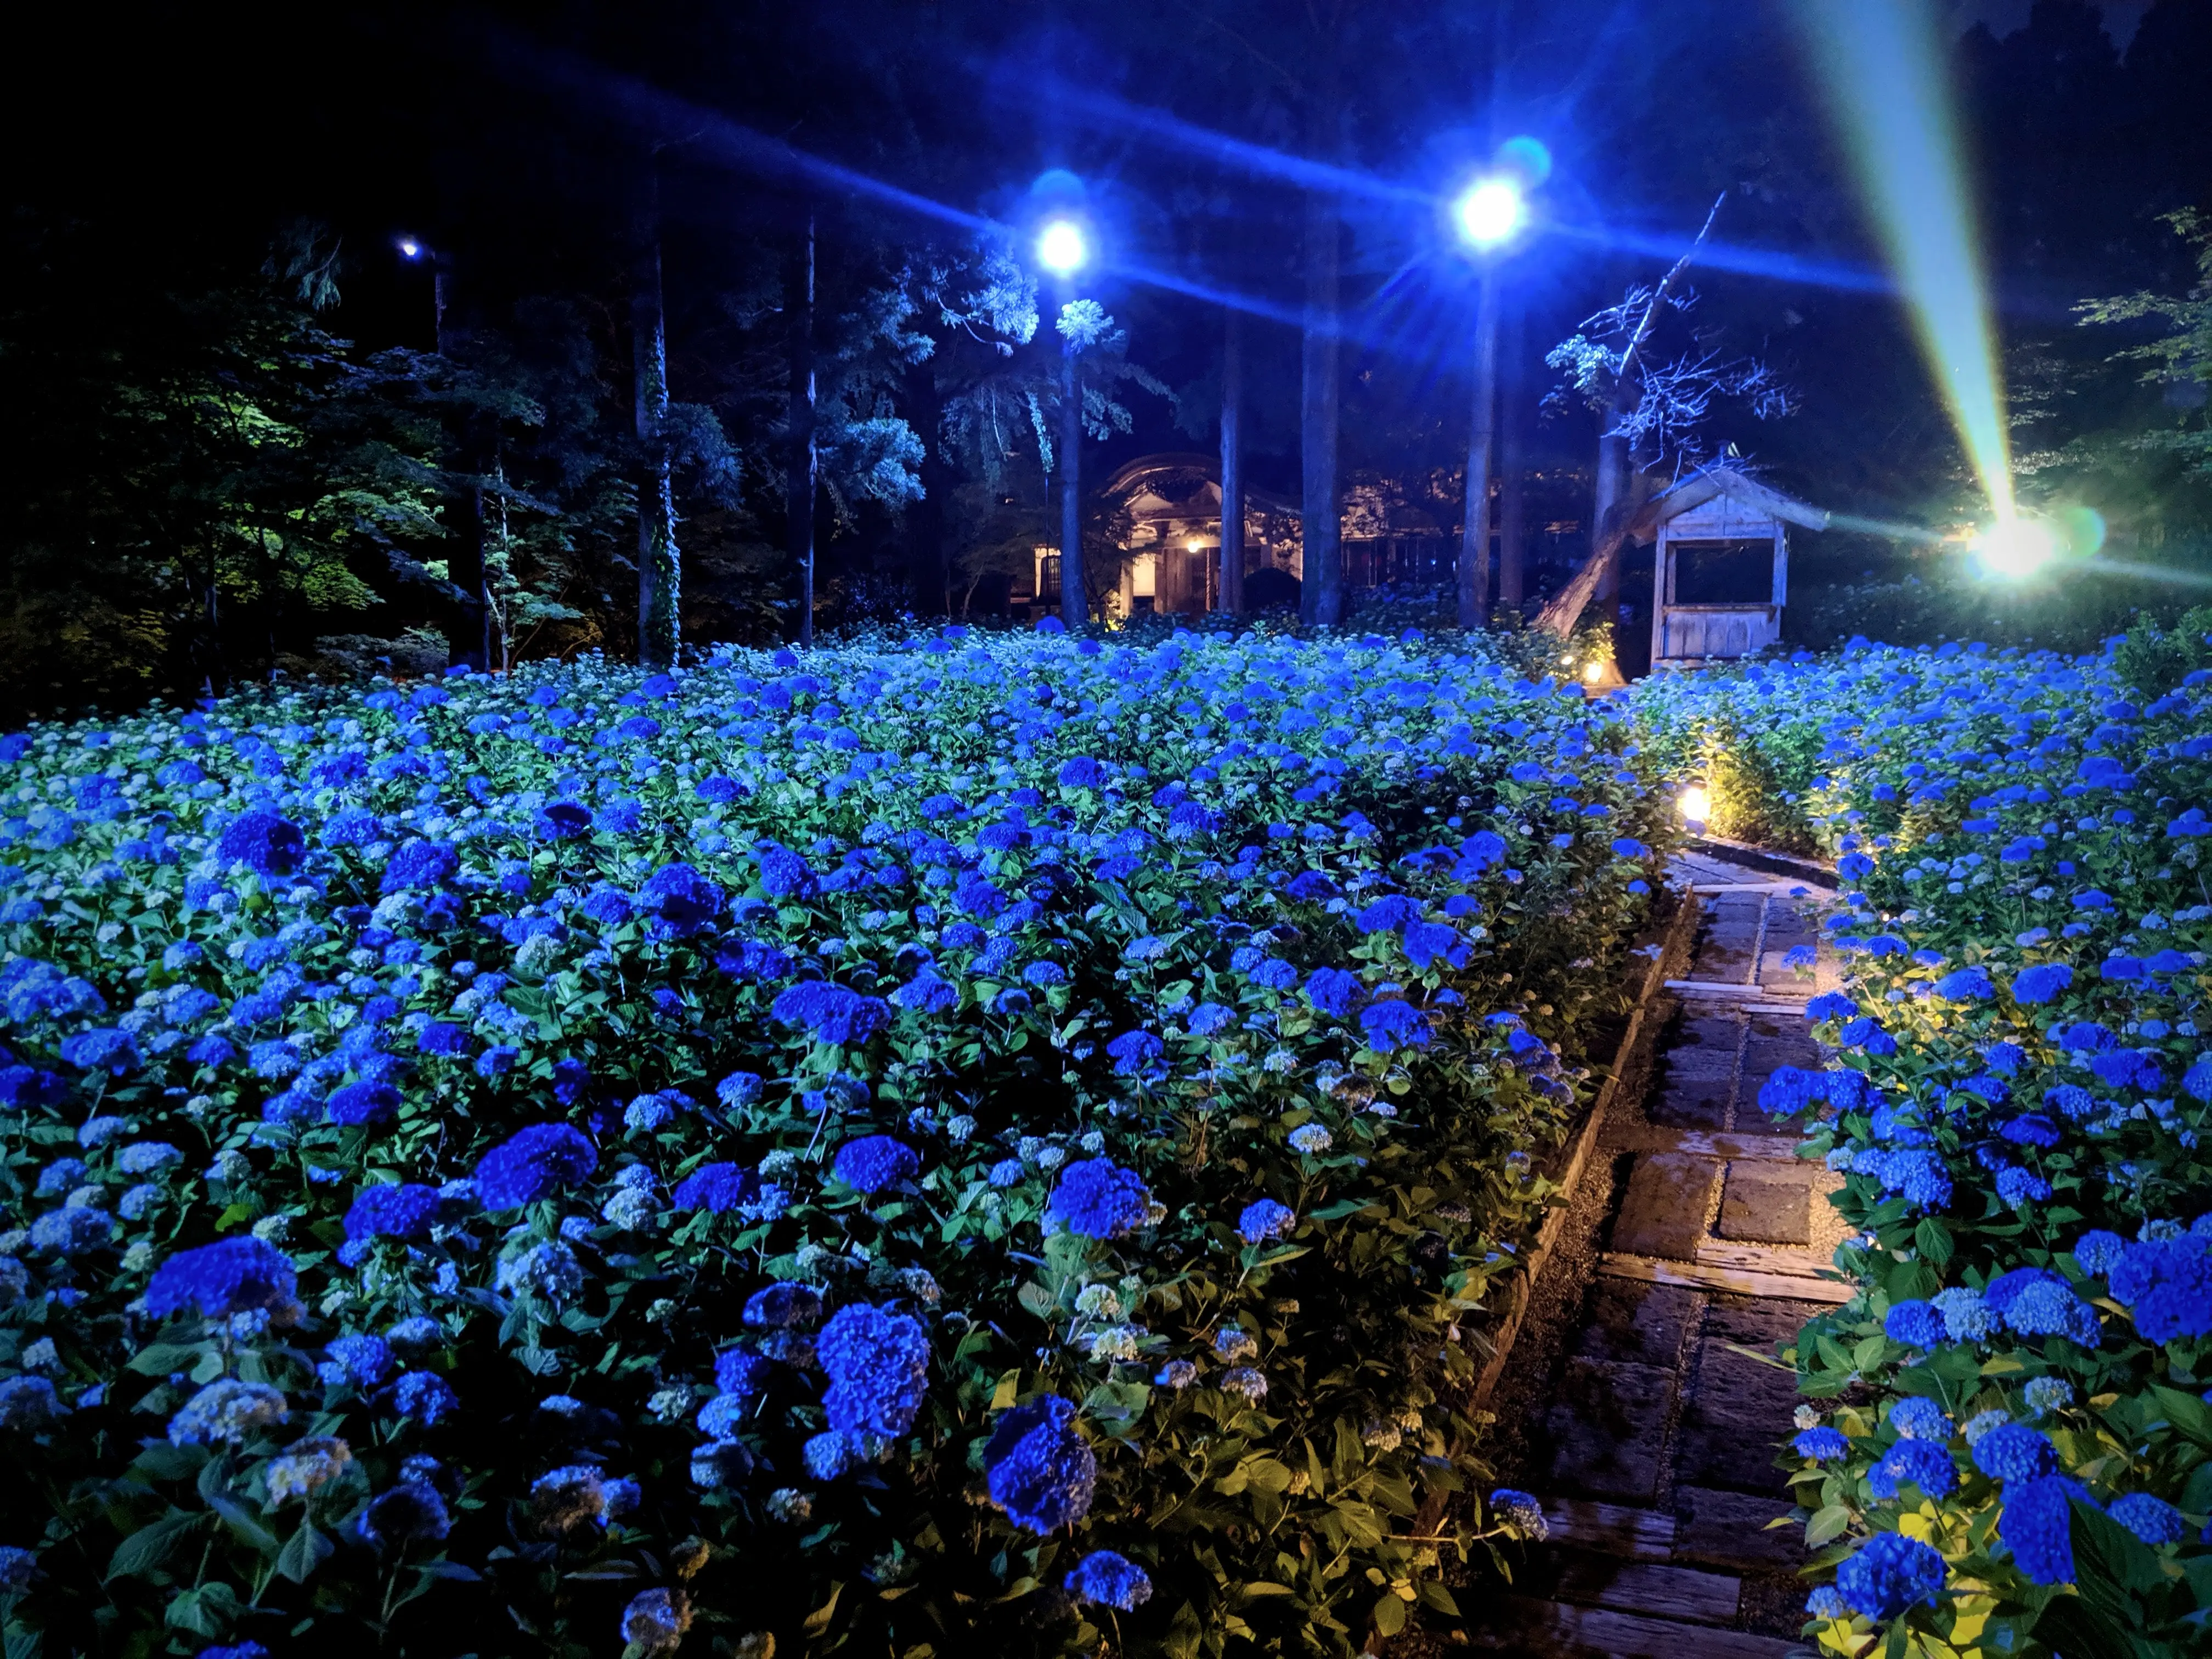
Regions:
[[1037, 218, 1090, 279], [1678, 783, 1712, 825], [1972, 516, 2059, 580], [1454, 177, 1526, 252]]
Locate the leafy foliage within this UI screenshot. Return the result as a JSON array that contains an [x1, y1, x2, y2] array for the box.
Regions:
[[1639, 638, 2212, 1657], [0, 628, 1668, 1656]]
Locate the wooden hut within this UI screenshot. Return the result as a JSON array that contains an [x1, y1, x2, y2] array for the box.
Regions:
[[1641, 466, 1829, 664]]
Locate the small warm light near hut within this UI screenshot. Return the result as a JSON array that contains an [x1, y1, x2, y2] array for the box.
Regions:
[[1678, 785, 1712, 824], [1186, 536, 1205, 554], [1580, 659, 1604, 685]]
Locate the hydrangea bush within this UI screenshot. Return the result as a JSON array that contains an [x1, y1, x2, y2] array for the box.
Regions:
[[1639, 637, 2212, 1658], [0, 627, 1666, 1657]]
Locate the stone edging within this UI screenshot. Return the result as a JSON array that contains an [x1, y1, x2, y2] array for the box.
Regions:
[[1384, 876, 1705, 1615], [1683, 833, 1835, 885]]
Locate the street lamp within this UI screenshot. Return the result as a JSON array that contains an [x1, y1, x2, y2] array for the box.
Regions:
[[1037, 218, 1089, 279], [1035, 213, 1094, 625], [1972, 516, 2059, 579], [1454, 177, 1526, 251], [1449, 171, 1532, 629]]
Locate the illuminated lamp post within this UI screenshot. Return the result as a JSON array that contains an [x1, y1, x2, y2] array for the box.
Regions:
[[1037, 217, 1091, 624], [1451, 175, 1527, 629]]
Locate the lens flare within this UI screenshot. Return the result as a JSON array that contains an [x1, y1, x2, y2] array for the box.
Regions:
[[1455, 178, 1525, 250], [1036, 219, 1088, 277], [1972, 517, 2059, 579], [1799, 0, 2013, 520]]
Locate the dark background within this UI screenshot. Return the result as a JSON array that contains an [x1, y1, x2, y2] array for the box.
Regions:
[[3, 0, 2208, 718]]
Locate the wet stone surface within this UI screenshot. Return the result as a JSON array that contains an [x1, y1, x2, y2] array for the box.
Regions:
[[1611, 1153, 1723, 1259], [1717, 1163, 1815, 1245]]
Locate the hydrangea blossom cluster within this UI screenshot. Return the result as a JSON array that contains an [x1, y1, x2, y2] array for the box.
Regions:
[[1640, 637, 2212, 1644], [0, 628, 1669, 1652]]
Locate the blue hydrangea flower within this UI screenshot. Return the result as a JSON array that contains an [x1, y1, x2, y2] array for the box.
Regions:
[[1883, 1300, 1946, 1348], [672, 1163, 759, 1214], [770, 982, 891, 1046], [323, 1334, 394, 1386], [2010, 963, 2072, 1003], [2001, 1475, 2092, 1584], [1304, 968, 1363, 1017], [146, 1237, 296, 1321], [217, 810, 305, 877], [2108, 1492, 2185, 1547], [360, 1480, 451, 1549], [831, 1136, 919, 1195], [1887, 1397, 1950, 1441], [1835, 1531, 1946, 1621], [1867, 1438, 1956, 1499], [1105, 1029, 1165, 1076], [639, 862, 724, 937], [328, 1082, 402, 1127], [1358, 999, 1431, 1052], [344, 1183, 440, 1243], [1064, 1550, 1153, 1610], [1971, 1422, 2057, 1483], [1793, 1426, 1849, 1460], [393, 1372, 458, 1426], [474, 1123, 598, 1210], [1047, 1160, 1152, 1240], [983, 1393, 1096, 1532], [817, 1303, 929, 1438], [1237, 1199, 1295, 1244]]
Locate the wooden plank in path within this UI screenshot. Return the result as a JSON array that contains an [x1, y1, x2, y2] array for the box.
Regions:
[[1599, 1251, 1857, 1305]]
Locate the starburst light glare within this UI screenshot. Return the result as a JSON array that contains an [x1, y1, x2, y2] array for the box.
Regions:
[[1798, 0, 2014, 521], [1037, 219, 1089, 278], [1454, 177, 1525, 251], [1972, 516, 2059, 579]]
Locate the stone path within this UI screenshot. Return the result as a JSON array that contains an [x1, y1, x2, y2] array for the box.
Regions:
[[1459, 853, 1845, 1657]]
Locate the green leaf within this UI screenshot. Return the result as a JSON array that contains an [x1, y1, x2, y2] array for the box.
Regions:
[[275, 1519, 334, 1584], [1805, 1504, 1854, 1548], [2150, 1384, 2212, 1449], [1371, 1593, 1407, 1637], [106, 1510, 201, 1581], [1912, 1216, 1953, 1269]]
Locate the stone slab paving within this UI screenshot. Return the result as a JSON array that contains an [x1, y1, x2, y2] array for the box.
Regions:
[[1461, 855, 1841, 1657]]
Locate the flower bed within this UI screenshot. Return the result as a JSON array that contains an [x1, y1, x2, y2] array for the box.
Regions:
[[0, 628, 1666, 1657], [1637, 639, 2212, 1658]]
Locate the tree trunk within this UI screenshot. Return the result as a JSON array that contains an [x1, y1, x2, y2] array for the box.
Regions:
[[1216, 306, 1244, 614], [632, 159, 680, 668], [787, 212, 818, 646], [1058, 333, 1085, 622], [1300, 185, 1342, 627], [1457, 269, 1502, 628], [905, 359, 949, 617], [1498, 297, 1527, 611], [1531, 194, 1724, 639], [432, 263, 489, 672]]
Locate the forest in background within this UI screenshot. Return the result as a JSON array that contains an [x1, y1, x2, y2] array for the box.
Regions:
[[3, 0, 2211, 723]]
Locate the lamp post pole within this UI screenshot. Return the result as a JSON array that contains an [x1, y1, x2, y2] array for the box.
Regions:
[[1059, 319, 1085, 623], [1458, 269, 1502, 628]]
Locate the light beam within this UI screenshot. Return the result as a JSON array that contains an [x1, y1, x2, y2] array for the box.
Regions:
[[1799, 0, 2013, 521]]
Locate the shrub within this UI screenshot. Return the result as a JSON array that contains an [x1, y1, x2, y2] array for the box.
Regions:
[[0, 628, 1668, 1657], [1640, 639, 2212, 1658]]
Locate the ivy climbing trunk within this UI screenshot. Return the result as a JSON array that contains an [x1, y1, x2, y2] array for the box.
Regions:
[[1300, 184, 1342, 627], [1216, 306, 1244, 614], [632, 160, 679, 669], [788, 211, 818, 647]]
